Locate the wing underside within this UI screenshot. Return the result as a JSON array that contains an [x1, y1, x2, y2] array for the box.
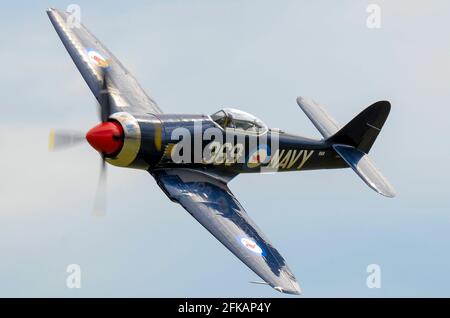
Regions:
[[47, 8, 162, 115], [151, 168, 301, 295]]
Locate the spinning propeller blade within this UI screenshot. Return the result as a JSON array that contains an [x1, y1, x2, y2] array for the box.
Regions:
[[92, 157, 107, 216], [48, 129, 85, 151], [49, 68, 116, 216]]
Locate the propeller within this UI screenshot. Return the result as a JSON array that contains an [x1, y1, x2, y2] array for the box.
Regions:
[[48, 129, 85, 151], [92, 157, 107, 216], [91, 69, 113, 216], [49, 68, 118, 216]]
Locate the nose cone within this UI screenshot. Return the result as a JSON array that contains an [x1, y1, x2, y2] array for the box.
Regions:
[[86, 122, 124, 156]]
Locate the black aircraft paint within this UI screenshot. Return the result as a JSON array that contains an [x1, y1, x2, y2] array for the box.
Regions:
[[131, 113, 347, 174]]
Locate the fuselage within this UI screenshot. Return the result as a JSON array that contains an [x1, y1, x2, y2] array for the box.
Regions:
[[102, 112, 348, 174]]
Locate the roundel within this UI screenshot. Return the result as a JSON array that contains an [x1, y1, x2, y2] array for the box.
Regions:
[[240, 237, 264, 255], [87, 49, 109, 68], [247, 144, 271, 168]]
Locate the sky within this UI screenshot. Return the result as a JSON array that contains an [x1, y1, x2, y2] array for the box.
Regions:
[[0, 0, 449, 297]]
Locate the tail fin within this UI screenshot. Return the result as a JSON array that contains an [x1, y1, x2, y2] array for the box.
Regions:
[[296, 97, 396, 197], [328, 101, 390, 153]]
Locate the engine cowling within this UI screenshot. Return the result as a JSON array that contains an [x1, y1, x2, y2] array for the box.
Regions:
[[104, 112, 142, 168]]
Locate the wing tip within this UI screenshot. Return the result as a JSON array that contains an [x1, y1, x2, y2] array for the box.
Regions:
[[250, 279, 302, 295], [46, 7, 59, 22], [274, 284, 302, 295], [273, 276, 302, 295], [46, 7, 57, 15]]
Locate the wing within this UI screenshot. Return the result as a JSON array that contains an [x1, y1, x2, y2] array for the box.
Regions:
[[151, 168, 301, 295], [47, 8, 162, 115]]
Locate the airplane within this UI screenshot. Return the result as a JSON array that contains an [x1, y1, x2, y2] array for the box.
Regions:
[[46, 8, 395, 295]]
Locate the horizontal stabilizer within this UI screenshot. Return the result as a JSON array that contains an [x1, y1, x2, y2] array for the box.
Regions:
[[333, 145, 396, 198], [296, 97, 340, 138]]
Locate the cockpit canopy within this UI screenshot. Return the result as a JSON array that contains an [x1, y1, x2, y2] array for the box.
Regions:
[[210, 108, 268, 133]]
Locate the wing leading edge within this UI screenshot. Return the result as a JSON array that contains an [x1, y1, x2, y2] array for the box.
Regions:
[[151, 168, 301, 295], [47, 8, 162, 115]]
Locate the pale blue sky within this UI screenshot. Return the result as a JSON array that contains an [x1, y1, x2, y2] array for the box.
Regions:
[[0, 0, 449, 297]]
